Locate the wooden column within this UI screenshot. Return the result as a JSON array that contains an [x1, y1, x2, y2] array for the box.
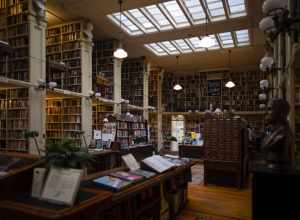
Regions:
[[28, 11, 46, 154], [143, 62, 150, 121], [157, 69, 164, 151], [114, 58, 122, 114]]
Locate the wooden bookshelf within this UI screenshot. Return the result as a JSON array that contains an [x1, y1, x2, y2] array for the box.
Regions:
[[149, 113, 157, 145], [46, 98, 82, 146], [149, 69, 159, 108], [46, 21, 85, 93], [0, 88, 28, 152], [122, 57, 146, 107], [116, 114, 148, 149], [92, 39, 117, 99], [92, 101, 113, 130], [162, 70, 266, 112]]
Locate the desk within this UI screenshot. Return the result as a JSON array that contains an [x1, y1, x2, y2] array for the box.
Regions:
[[119, 144, 155, 162], [0, 152, 41, 201], [0, 161, 195, 220]]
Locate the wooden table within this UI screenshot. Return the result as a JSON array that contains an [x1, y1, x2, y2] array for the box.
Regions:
[[0, 161, 195, 220], [179, 144, 204, 159], [119, 144, 155, 162], [0, 152, 41, 201], [88, 149, 121, 173]]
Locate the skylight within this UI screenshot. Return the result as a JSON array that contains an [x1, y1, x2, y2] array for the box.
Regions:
[[145, 43, 168, 56], [107, 0, 247, 36], [158, 41, 180, 55], [235, 29, 250, 46], [218, 32, 234, 48], [142, 5, 173, 31], [159, 1, 190, 28], [172, 39, 193, 53], [181, 0, 206, 24], [227, 0, 247, 18], [126, 9, 157, 33], [187, 37, 206, 52], [206, 34, 220, 50], [108, 13, 143, 35], [204, 0, 226, 21], [144, 29, 251, 56]]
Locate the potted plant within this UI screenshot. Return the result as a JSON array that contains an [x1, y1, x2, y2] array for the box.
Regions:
[[45, 139, 94, 174]]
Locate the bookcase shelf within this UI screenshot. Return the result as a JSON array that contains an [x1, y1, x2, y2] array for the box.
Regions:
[[122, 58, 146, 107], [46, 21, 85, 93], [92, 101, 113, 131], [0, 87, 28, 152], [46, 97, 82, 146], [116, 114, 148, 149], [92, 39, 117, 99], [162, 70, 266, 112]]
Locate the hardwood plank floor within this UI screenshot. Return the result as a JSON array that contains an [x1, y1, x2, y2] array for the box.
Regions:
[[176, 184, 251, 220]]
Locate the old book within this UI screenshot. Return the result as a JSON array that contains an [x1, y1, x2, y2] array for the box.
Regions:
[[93, 176, 131, 191], [110, 171, 143, 183], [142, 155, 175, 173]]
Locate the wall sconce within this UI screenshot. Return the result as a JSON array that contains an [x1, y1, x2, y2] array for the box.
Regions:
[[259, 0, 300, 42]]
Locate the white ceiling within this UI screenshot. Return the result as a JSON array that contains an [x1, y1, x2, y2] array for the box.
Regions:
[[46, 0, 266, 73]]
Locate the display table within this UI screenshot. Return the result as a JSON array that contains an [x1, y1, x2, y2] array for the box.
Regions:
[[0, 160, 195, 220], [179, 144, 204, 159], [0, 152, 41, 201], [251, 162, 300, 220]]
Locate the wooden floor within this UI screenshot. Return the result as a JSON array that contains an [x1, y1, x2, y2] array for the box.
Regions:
[[176, 184, 251, 220]]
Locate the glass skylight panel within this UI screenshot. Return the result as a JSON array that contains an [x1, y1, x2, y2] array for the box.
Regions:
[[142, 5, 173, 31], [181, 0, 206, 24], [159, 1, 191, 28], [218, 32, 234, 48], [109, 13, 143, 36], [206, 35, 220, 50], [204, 0, 226, 21], [145, 43, 168, 56], [172, 39, 192, 53], [227, 0, 247, 18], [187, 37, 206, 51], [158, 41, 180, 55], [126, 9, 158, 33], [235, 29, 250, 46]]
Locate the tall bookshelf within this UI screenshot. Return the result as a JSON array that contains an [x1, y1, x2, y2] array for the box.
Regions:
[[92, 39, 117, 99], [46, 21, 85, 93], [122, 57, 146, 107], [92, 101, 113, 130], [46, 98, 82, 146], [162, 70, 266, 112], [149, 113, 157, 145], [0, 0, 46, 152], [0, 88, 28, 151]]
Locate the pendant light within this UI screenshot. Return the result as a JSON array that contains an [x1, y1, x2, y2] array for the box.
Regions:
[[113, 0, 128, 59], [225, 50, 236, 88], [173, 56, 183, 91], [199, 12, 215, 48]]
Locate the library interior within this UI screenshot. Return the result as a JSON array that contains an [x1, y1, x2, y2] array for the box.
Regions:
[[0, 0, 300, 219]]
